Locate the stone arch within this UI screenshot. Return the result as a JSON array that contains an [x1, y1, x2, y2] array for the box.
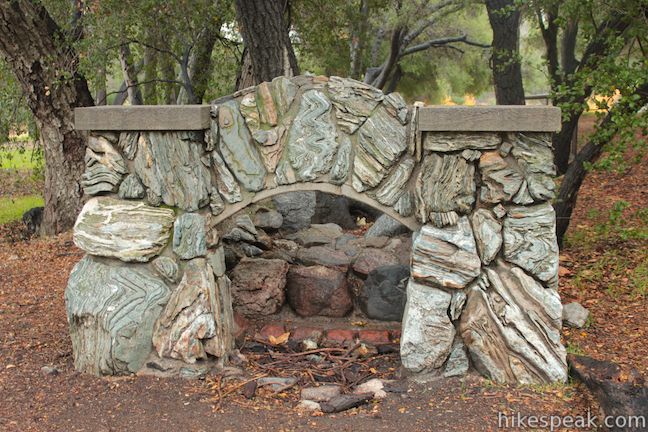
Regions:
[[210, 183, 420, 232], [69, 75, 567, 385]]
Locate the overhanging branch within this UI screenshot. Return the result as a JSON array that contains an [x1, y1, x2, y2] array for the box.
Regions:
[[401, 35, 490, 56]]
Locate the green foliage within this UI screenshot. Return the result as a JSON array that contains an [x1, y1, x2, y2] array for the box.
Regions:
[[293, 1, 493, 102], [0, 195, 44, 225], [593, 201, 648, 241], [0, 59, 36, 143], [565, 342, 585, 356], [0, 146, 43, 172]]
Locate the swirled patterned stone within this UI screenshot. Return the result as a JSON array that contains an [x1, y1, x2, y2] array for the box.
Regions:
[[81, 135, 127, 195], [73, 197, 174, 263], [394, 191, 414, 217], [411, 217, 481, 289], [383, 92, 408, 125], [470, 208, 502, 265], [353, 107, 407, 191], [133, 132, 211, 211], [173, 213, 207, 260], [218, 100, 266, 191], [153, 258, 217, 363], [503, 203, 559, 287], [401, 280, 455, 373], [479, 151, 525, 203], [152, 256, 180, 283], [285, 90, 339, 181], [118, 131, 139, 159], [415, 153, 475, 225], [330, 135, 353, 185], [509, 133, 556, 201], [423, 132, 501, 152], [118, 173, 145, 199], [459, 260, 567, 384], [65, 256, 171, 375], [372, 157, 415, 206], [212, 151, 242, 204], [327, 76, 384, 133]]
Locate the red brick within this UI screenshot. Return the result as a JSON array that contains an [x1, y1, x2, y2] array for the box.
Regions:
[[324, 329, 357, 344], [389, 329, 401, 342], [358, 329, 391, 346], [258, 323, 286, 339], [290, 326, 324, 342]]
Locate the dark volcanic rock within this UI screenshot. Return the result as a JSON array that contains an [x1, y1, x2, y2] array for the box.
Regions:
[[286, 265, 352, 317], [229, 258, 289, 316], [272, 191, 316, 232], [311, 192, 356, 229], [296, 246, 352, 268], [569, 354, 647, 432], [359, 265, 409, 321], [352, 248, 400, 277]]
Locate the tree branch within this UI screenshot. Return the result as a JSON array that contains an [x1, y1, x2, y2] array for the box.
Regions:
[[104, 78, 186, 101], [401, 35, 490, 56]]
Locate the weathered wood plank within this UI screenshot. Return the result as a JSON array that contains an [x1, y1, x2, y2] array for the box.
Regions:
[[418, 106, 561, 132], [74, 105, 211, 130]]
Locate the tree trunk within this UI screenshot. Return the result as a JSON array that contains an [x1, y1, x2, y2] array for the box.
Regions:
[[234, 0, 299, 89], [553, 114, 580, 174], [555, 82, 648, 246], [554, 127, 604, 246], [119, 43, 143, 105], [485, 0, 526, 105], [0, 0, 94, 234], [143, 43, 158, 105], [349, 0, 369, 80], [177, 26, 219, 104], [235, 48, 257, 91]]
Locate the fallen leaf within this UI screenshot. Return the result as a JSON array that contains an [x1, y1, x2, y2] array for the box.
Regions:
[[268, 332, 290, 345]]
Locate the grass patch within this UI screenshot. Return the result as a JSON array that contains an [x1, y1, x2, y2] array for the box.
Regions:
[[0, 147, 42, 171], [0, 194, 43, 225]]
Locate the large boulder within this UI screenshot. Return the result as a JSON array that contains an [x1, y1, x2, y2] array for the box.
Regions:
[[400, 280, 455, 373], [73, 197, 174, 263], [296, 246, 352, 269], [153, 258, 217, 363], [410, 218, 481, 289], [229, 258, 289, 316], [358, 265, 409, 321], [173, 213, 207, 260], [352, 248, 400, 277], [503, 203, 559, 288], [286, 223, 344, 247], [459, 260, 567, 384], [286, 265, 352, 317], [272, 191, 316, 231], [65, 256, 171, 375], [365, 214, 410, 238], [311, 192, 356, 229]]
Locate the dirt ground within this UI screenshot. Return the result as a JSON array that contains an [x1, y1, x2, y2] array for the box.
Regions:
[[0, 117, 646, 431]]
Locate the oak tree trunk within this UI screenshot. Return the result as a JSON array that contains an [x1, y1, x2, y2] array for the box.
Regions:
[[235, 0, 299, 90], [0, 0, 94, 234], [486, 0, 526, 105]]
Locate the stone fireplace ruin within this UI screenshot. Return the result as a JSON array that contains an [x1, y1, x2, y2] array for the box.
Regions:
[[67, 75, 566, 384]]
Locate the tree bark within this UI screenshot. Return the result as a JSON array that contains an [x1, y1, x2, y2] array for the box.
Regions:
[[234, 0, 299, 89], [485, 0, 526, 105], [0, 0, 94, 234]]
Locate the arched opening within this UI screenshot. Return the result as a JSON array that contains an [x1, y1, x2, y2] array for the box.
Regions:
[[217, 190, 414, 359]]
